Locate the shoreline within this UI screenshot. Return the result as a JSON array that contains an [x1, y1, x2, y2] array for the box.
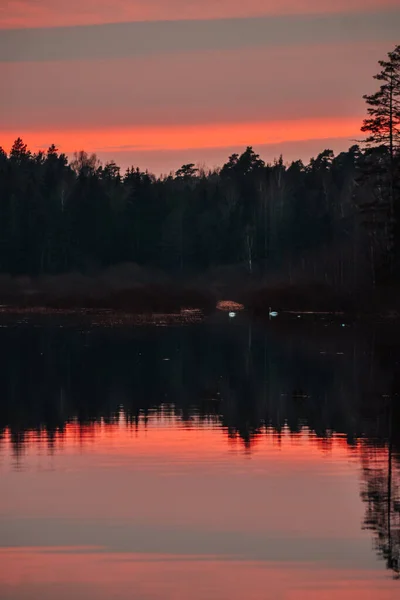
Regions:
[[0, 273, 399, 323]]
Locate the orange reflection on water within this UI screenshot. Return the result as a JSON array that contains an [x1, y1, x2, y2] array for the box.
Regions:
[[1, 418, 365, 464], [1, 418, 398, 599], [0, 548, 398, 600]]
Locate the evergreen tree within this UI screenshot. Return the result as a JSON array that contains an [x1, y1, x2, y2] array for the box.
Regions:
[[360, 45, 400, 278]]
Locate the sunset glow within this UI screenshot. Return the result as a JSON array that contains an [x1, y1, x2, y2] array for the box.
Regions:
[[2, 2, 398, 170], [1, 116, 362, 160]]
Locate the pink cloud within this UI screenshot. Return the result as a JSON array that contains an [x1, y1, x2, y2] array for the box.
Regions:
[[0, 42, 386, 132], [1, 0, 398, 29]]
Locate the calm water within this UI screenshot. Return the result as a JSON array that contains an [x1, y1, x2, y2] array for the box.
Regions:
[[1, 314, 400, 599]]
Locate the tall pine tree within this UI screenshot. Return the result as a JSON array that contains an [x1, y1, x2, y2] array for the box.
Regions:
[[361, 45, 400, 278]]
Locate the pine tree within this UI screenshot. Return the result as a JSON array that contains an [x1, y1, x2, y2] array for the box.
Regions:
[[361, 45, 400, 214], [360, 45, 400, 278]]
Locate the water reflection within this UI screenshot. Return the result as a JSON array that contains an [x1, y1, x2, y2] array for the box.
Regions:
[[0, 316, 400, 597], [361, 442, 400, 577]]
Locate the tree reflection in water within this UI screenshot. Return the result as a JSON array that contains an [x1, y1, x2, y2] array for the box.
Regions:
[[0, 316, 399, 577]]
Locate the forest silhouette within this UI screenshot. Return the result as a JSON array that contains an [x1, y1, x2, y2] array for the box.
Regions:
[[0, 45, 399, 313]]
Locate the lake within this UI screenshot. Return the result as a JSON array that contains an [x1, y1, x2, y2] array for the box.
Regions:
[[1, 313, 399, 599]]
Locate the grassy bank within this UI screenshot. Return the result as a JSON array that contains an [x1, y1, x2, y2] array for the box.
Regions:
[[0, 265, 399, 320], [0, 266, 216, 315]]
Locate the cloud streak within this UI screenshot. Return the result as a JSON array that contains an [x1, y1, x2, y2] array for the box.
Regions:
[[0, 12, 398, 62], [1, 0, 398, 29]]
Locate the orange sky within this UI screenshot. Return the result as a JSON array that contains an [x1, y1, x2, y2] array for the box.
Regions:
[[0, 116, 363, 156]]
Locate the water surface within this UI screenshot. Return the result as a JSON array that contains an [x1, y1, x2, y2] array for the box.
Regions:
[[1, 315, 399, 599]]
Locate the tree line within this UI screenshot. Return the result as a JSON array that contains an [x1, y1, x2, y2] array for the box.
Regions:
[[0, 45, 399, 289]]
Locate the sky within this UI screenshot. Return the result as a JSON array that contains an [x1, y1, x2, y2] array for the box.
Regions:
[[1, 1, 400, 174]]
